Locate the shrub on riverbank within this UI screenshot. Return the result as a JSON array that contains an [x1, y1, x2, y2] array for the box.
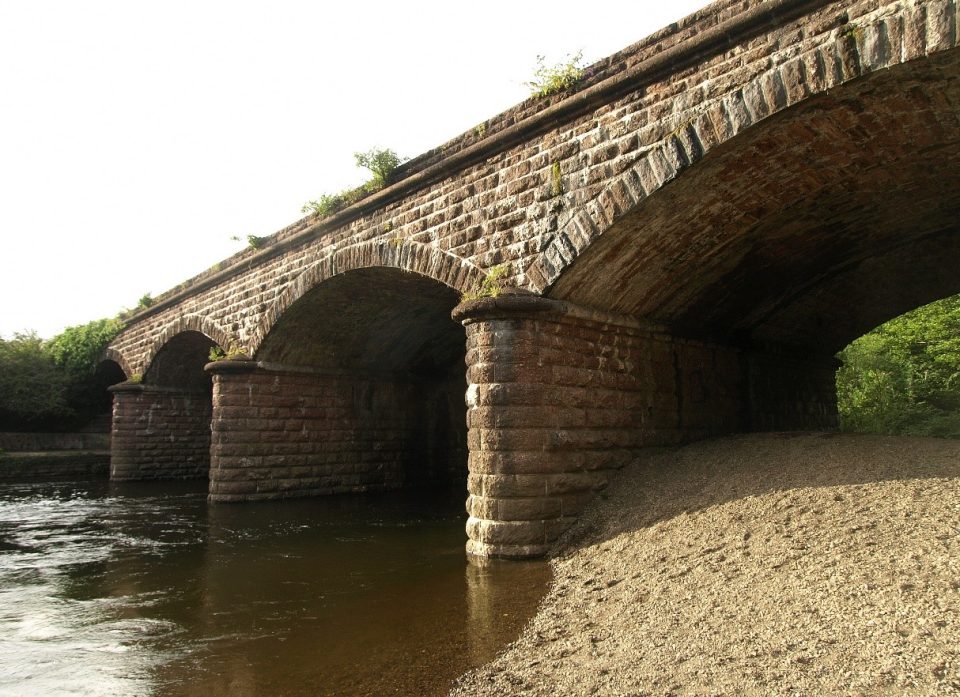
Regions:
[[837, 293, 960, 437], [0, 319, 124, 431]]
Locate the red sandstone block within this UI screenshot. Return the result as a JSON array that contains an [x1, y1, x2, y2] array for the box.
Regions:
[[468, 472, 547, 498], [469, 449, 588, 475], [468, 518, 547, 546]]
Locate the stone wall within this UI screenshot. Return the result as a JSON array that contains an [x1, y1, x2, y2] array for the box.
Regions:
[[746, 351, 840, 431], [0, 432, 110, 452], [207, 362, 466, 501], [0, 453, 109, 481], [109, 384, 212, 480]]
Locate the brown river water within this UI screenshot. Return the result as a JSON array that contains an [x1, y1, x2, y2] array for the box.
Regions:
[[0, 480, 550, 696]]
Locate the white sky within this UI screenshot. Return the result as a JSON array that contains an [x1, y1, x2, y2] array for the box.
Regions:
[[0, 0, 709, 339]]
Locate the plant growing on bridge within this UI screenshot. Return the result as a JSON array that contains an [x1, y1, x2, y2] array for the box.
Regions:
[[527, 51, 584, 98], [550, 161, 564, 197], [208, 345, 247, 362], [354, 148, 403, 188], [461, 264, 510, 302], [230, 234, 269, 249], [301, 148, 406, 220]]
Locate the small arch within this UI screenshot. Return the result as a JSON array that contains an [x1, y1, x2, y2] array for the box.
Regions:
[[141, 314, 234, 376], [250, 238, 483, 355], [143, 330, 222, 390], [102, 347, 135, 380]]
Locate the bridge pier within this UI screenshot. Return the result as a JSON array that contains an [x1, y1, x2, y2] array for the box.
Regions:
[[204, 360, 462, 501], [453, 294, 837, 558], [109, 382, 212, 480]]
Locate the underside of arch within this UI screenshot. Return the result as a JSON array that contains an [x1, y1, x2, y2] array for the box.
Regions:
[[548, 48, 960, 356]]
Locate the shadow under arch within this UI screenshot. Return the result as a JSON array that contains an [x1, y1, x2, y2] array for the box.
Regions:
[[141, 314, 234, 376], [250, 239, 483, 356]]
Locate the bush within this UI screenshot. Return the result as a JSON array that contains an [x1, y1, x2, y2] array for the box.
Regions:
[[0, 332, 70, 428]]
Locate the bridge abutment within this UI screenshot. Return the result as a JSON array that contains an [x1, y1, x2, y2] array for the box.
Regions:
[[109, 382, 212, 480]]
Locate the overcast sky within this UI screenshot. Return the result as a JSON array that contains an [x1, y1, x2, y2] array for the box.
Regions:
[[0, 0, 710, 339]]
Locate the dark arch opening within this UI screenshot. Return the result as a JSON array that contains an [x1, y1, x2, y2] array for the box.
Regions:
[[145, 330, 219, 392], [80, 359, 127, 431], [257, 268, 467, 490]]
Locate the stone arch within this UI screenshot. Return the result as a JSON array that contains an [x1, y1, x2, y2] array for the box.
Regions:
[[525, 9, 960, 293], [102, 347, 134, 380], [250, 238, 484, 355], [140, 314, 234, 376]]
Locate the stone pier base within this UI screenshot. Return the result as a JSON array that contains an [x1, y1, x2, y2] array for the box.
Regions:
[[453, 294, 837, 558], [109, 382, 211, 480], [205, 360, 457, 502]]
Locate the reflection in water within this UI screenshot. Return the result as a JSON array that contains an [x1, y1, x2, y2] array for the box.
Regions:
[[0, 481, 550, 697]]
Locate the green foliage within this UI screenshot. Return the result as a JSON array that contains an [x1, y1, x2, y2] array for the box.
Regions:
[[461, 265, 510, 302], [47, 318, 125, 425], [527, 51, 584, 98], [354, 148, 402, 188], [230, 234, 268, 249], [301, 194, 339, 218], [0, 318, 127, 430], [551, 161, 564, 197], [0, 332, 70, 427], [46, 318, 124, 382], [302, 148, 405, 219], [137, 293, 154, 309], [837, 294, 960, 437]]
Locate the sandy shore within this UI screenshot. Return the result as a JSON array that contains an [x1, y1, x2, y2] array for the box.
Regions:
[[451, 433, 959, 696]]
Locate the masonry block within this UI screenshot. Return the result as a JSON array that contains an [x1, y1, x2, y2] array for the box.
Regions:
[[109, 382, 211, 481]]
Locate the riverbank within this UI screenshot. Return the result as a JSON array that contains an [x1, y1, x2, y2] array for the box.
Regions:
[[451, 432, 960, 696], [0, 451, 109, 480]]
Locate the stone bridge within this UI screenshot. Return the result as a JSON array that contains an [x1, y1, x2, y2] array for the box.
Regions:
[[104, 0, 960, 557]]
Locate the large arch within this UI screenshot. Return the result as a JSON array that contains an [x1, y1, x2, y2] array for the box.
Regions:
[[526, 11, 960, 318], [544, 47, 960, 356]]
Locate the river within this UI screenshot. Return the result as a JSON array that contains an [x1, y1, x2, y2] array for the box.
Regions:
[[0, 480, 550, 696]]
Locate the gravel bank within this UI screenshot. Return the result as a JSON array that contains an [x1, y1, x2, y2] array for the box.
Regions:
[[451, 433, 960, 696]]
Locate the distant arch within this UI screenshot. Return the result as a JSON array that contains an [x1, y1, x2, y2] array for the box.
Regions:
[[250, 238, 484, 354], [102, 347, 134, 379]]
